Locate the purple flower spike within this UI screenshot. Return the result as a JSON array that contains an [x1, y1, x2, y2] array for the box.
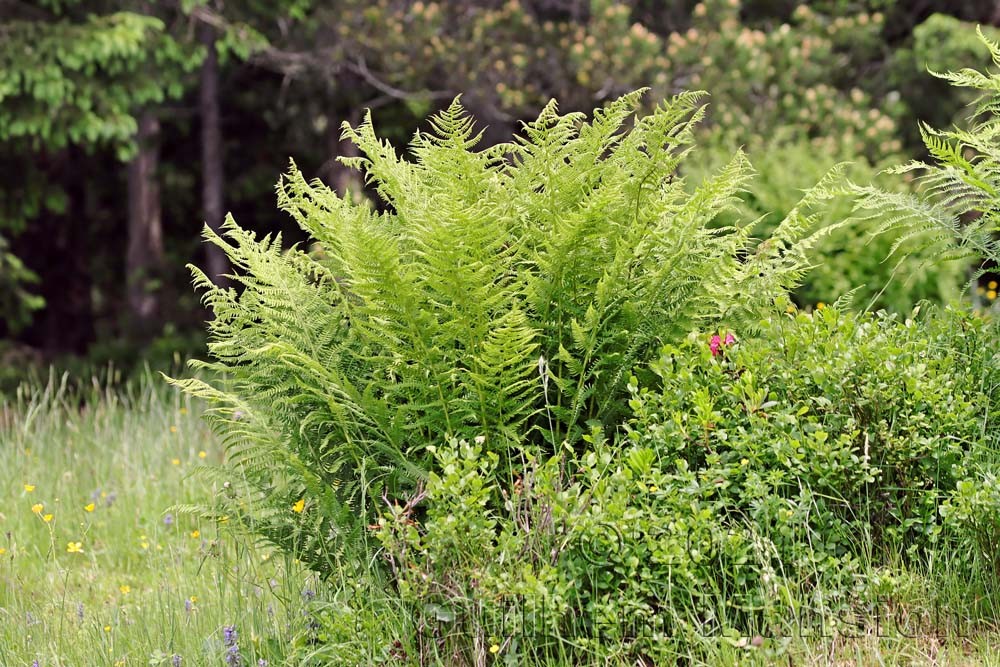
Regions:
[[225, 644, 243, 667]]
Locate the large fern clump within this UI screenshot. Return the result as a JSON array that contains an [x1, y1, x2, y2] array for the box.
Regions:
[[849, 28, 1000, 274], [171, 90, 835, 575]]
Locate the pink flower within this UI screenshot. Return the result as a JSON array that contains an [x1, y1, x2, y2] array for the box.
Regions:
[[709, 331, 736, 357], [709, 334, 722, 356]]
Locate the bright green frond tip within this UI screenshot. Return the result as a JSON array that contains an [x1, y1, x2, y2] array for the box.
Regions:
[[172, 89, 834, 577], [851, 29, 1000, 274]]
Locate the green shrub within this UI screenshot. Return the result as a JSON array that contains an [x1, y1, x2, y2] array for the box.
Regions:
[[172, 90, 836, 577], [628, 306, 997, 557], [299, 306, 999, 665]]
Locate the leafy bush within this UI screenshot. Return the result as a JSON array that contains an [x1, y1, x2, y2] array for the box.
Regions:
[[565, 306, 998, 659], [678, 0, 903, 159], [307, 306, 1000, 665], [172, 90, 836, 577]]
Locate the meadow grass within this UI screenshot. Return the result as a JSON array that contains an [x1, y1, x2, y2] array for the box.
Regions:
[[0, 370, 317, 667], [3, 369, 1000, 666]]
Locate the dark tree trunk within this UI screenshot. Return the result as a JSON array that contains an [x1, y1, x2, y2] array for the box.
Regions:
[[199, 21, 229, 286], [126, 109, 163, 340]]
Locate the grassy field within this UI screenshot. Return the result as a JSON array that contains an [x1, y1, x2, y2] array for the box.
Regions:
[[0, 371, 317, 666], [3, 370, 1000, 666]]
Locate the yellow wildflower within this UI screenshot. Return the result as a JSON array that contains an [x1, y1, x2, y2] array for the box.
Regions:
[[84, 503, 95, 512], [171, 458, 181, 466], [292, 498, 305, 514], [169, 425, 178, 434], [24, 484, 35, 492], [67, 542, 83, 554], [198, 451, 207, 459], [190, 530, 200, 539], [43, 514, 54, 523], [119, 585, 131, 595], [31, 503, 43, 514]]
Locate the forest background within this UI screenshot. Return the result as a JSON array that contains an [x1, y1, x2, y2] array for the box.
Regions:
[[2, 0, 999, 382]]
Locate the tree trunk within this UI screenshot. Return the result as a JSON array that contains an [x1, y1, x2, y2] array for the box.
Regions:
[[126, 109, 163, 340], [199, 21, 229, 286]]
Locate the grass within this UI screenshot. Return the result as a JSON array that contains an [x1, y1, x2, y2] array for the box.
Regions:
[[3, 369, 1000, 666], [0, 370, 317, 666]]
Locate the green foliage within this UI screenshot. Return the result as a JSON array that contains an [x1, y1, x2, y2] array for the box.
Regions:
[[890, 14, 1000, 135], [0, 233, 44, 333], [850, 28, 1000, 275], [310, 306, 1000, 665], [631, 306, 998, 556], [0, 2, 206, 333], [678, 1, 903, 159], [688, 132, 965, 311], [0, 11, 199, 155], [173, 90, 836, 576]]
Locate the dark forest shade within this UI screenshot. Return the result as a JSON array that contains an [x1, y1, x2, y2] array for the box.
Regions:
[[2, 0, 1000, 361]]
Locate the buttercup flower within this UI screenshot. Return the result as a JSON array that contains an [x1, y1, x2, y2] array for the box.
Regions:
[[292, 499, 305, 514], [67, 541, 84, 553]]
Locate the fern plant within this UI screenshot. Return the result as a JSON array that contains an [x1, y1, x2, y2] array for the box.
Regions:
[[848, 27, 1000, 275], [171, 89, 837, 576]]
